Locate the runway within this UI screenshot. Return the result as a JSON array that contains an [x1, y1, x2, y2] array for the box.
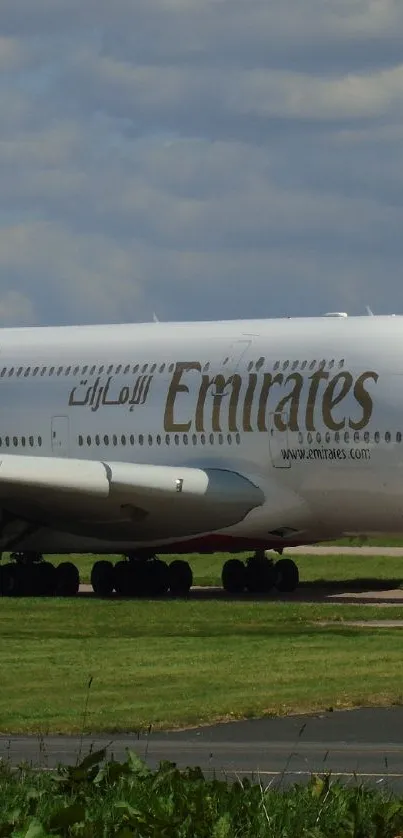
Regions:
[[3, 708, 403, 789]]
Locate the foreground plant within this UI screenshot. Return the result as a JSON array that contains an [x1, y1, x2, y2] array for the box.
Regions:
[[1, 750, 403, 837]]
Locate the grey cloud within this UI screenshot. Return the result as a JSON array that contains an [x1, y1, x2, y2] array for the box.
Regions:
[[0, 0, 403, 324]]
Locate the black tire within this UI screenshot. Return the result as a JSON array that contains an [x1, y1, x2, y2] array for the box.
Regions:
[[222, 559, 246, 594], [114, 560, 131, 596], [1, 563, 24, 596], [91, 560, 115, 596], [168, 560, 193, 596], [275, 558, 299, 593], [149, 559, 169, 596], [245, 556, 276, 594], [55, 562, 80, 596]]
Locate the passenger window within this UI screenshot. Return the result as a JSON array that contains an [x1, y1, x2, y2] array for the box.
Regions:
[[17, 367, 23, 377], [354, 432, 360, 442], [124, 365, 130, 374], [227, 434, 232, 445], [133, 364, 139, 374], [174, 434, 179, 445], [33, 367, 39, 376], [397, 432, 402, 443], [113, 434, 118, 446], [236, 433, 241, 445], [139, 435, 144, 446], [344, 431, 349, 443], [6, 436, 10, 447], [57, 366, 63, 376], [22, 437, 26, 447], [90, 365, 96, 375], [156, 435, 161, 445], [364, 431, 370, 443], [192, 434, 197, 445], [78, 435, 83, 446], [29, 436, 33, 447], [116, 365, 122, 374], [8, 368, 14, 377], [87, 435, 91, 446], [104, 435, 109, 446], [201, 434, 206, 445], [385, 431, 391, 443], [13, 436, 18, 446], [130, 434, 135, 445], [121, 435, 126, 445], [65, 366, 71, 376], [316, 432, 321, 443], [148, 434, 153, 446], [165, 434, 170, 445], [374, 431, 380, 443], [49, 367, 55, 376], [0, 368, 6, 377], [24, 368, 30, 377], [95, 435, 100, 446], [209, 433, 214, 445]]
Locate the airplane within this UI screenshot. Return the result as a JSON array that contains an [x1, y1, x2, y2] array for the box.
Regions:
[[0, 314, 399, 598]]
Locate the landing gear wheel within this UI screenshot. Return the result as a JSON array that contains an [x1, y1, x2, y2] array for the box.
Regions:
[[29, 561, 56, 596], [222, 559, 246, 594], [275, 558, 299, 593], [91, 560, 115, 596], [55, 562, 80, 596], [0, 563, 23, 596], [245, 556, 276, 594], [148, 559, 169, 596], [168, 560, 193, 596], [114, 560, 131, 596]]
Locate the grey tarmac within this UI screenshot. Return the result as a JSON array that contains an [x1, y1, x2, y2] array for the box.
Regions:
[[3, 708, 403, 790]]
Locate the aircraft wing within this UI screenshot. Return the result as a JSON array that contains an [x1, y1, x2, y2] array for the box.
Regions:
[[0, 455, 264, 543]]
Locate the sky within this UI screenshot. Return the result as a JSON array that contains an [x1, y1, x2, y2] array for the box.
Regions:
[[1, 0, 403, 326]]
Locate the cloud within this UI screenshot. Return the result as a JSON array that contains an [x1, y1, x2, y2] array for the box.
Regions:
[[0, 0, 402, 324]]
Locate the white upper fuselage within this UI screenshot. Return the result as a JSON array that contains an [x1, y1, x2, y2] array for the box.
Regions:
[[0, 315, 402, 553]]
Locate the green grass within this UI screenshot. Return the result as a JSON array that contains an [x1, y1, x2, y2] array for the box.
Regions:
[[325, 535, 403, 547], [2, 753, 403, 838], [2, 598, 403, 734]]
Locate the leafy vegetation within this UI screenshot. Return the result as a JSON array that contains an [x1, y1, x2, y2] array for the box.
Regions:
[[2, 748, 403, 837]]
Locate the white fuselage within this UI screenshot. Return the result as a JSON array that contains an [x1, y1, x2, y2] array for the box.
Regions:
[[0, 315, 402, 554]]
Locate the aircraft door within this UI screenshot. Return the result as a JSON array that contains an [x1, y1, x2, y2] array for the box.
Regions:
[[51, 416, 70, 457], [269, 411, 291, 469]]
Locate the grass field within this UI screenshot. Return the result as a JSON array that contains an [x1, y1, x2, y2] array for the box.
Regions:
[[2, 596, 403, 734]]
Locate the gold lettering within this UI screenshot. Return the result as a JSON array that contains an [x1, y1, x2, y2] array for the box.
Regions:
[[322, 372, 353, 431], [196, 373, 242, 432], [274, 373, 304, 431], [306, 370, 329, 431], [243, 373, 258, 432], [257, 373, 284, 431], [349, 371, 379, 431], [164, 361, 201, 432]]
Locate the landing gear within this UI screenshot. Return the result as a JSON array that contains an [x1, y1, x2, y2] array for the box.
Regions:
[[0, 553, 80, 597], [90, 556, 193, 598], [91, 560, 115, 597], [274, 558, 299, 593], [221, 552, 299, 595], [168, 560, 193, 596], [222, 559, 246, 594]]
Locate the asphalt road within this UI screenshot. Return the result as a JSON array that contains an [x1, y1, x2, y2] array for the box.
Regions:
[[3, 708, 403, 789]]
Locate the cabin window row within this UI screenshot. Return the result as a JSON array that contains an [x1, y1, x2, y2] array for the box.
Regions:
[[0, 363, 164, 378], [0, 436, 43, 448], [78, 432, 242, 448], [272, 359, 344, 373], [298, 431, 402, 445]]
